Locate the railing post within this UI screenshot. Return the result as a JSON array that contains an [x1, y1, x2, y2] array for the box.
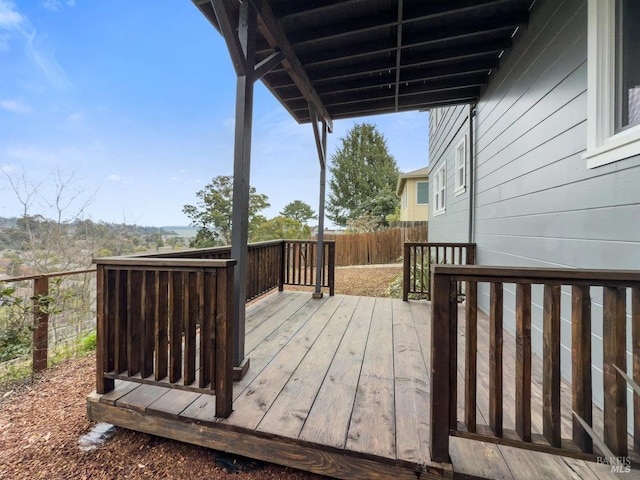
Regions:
[[278, 240, 286, 292], [32, 276, 49, 372], [430, 267, 453, 463], [96, 265, 114, 393], [216, 263, 235, 418], [327, 241, 335, 296], [403, 243, 410, 301]]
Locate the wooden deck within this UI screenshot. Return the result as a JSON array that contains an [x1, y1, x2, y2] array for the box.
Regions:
[[87, 291, 629, 479]]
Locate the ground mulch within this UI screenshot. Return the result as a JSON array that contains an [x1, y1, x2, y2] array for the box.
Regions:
[[0, 265, 401, 480]]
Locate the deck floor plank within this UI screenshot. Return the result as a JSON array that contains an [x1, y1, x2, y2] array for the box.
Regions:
[[299, 296, 374, 449], [147, 389, 201, 419], [346, 297, 396, 459], [234, 292, 322, 394], [116, 384, 168, 414], [392, 298, 430, 465], [225, 295, 336, 430], [88, 291, 633, 480], [256, 295, 353, 437]]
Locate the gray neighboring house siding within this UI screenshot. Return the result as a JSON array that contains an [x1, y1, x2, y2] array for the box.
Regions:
[[428, 0, 640, 413]]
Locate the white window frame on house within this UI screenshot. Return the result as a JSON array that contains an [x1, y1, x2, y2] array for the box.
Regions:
[[416, 181, 429, 205], [433, 164, 446, 216], [402, 188, 407, 209], [454, 136, 466, 195], [584, 0, 640, 168]]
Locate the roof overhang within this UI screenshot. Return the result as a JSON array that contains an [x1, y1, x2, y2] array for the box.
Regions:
[[193, 0, 533, 124]]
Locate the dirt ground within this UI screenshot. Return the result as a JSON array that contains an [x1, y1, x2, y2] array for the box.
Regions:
[[0, 265, 402, 480]]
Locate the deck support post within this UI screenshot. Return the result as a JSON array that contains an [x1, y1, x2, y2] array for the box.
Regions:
[[310, 103, 328, 299], [212, 0, 258, 371]]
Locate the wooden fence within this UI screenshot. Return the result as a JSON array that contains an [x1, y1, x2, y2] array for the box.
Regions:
[[0, 268, 96, 373], [323, 224, 428, 266], [430, 264, 640, 464]]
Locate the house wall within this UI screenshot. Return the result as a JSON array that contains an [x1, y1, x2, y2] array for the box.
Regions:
[[399, 179, 429, 221], [428, 0, 640, 412], [428, 104, 472, 243]]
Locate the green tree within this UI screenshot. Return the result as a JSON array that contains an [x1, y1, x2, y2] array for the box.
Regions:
[[280, 200, 316, 225], [327, 123, 400, 227], [182, 175, 270, 247], [251, 216, 310, 242]]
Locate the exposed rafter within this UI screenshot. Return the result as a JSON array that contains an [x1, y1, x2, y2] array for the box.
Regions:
[[193, 0, 533, 123], [250, 0, 333, 131]]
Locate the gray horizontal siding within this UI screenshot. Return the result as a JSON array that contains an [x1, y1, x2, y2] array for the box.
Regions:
[[429, 0, 640, 419]]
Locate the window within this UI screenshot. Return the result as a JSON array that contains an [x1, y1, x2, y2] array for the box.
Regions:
[[433, 165, 446, 215], [585, 0, 640, 168], [454, 136, 466, 195], [402, 188, 407, 208], [416, 181, 429, 204]]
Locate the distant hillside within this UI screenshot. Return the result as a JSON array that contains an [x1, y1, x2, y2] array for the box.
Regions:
[[162, 226, 198, 238]]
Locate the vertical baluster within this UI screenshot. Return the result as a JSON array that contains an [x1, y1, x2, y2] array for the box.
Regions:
[[515, 283, 532, 442], [603, 286, 628, 456], [127, 270, 142, 376], [141, 271, 154, 378], [633, 287, 640, 452], [184, 272, 197, 385], [465, 280, 478, 432], [155, 271, 169, 381], [200, 270, 216, 388], [571, 285, 592, 452], [403, 243, 410, 301], [169, 271, 183, 383], [489, 282, 503, 437], [543, 284, 561, 447], [328, 242, 335, 295], [115, 270, 128, 373]]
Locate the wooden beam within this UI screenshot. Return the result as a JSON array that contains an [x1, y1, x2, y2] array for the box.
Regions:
[[250, 0, 333, 132], [210, 0, 247, 76], [254, 50, 284, 80]]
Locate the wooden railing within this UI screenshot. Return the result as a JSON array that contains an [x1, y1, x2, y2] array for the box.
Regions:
[[94, 257, 236, 418], [402, 242, 475, 300], [1, 268, 96, 372], [430, 265, 640, 464], [146, 239, 336, 300], [282, 240, 335, 296]]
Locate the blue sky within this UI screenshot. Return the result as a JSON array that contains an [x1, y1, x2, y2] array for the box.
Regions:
[[0, 0, 429, 227]]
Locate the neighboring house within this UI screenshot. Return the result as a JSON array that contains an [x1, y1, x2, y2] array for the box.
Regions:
[[428, 0, 640, 414], [395, 167, 429, 222]]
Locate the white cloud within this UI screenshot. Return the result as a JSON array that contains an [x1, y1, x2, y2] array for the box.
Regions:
[[0, 163, 16, 174], [0, 1, 23, 30], [41, 0, 75, 11], [6, 146, 56, 162], [25, 30, 70, 89], [106, 174, 130, 184], [67, 111, 83, 122], [0, 1, 70, 89], [0, 98, 29, 113]]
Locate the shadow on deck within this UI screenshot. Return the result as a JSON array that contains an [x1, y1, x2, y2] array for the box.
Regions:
[[87, 291, 625, 479]]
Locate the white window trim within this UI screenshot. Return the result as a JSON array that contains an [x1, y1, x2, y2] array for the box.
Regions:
[[416, 181, 429, 205], [584, 0, 640, 168], [454, 136, 467, 195], [402, 188, 407, 209], [433, 164, 446, 216]]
